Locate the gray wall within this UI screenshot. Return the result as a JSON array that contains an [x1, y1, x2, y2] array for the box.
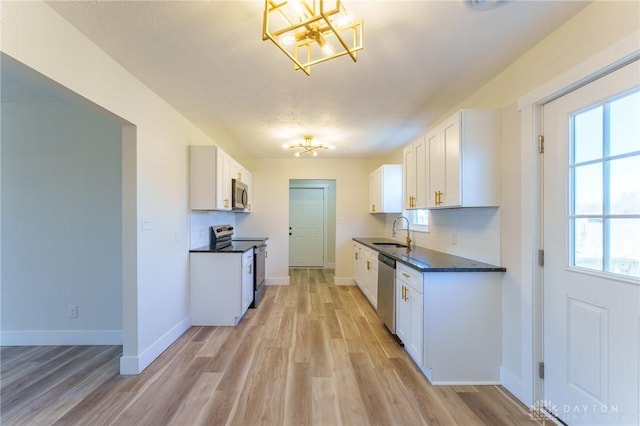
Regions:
[[1, 99, 123, 344]]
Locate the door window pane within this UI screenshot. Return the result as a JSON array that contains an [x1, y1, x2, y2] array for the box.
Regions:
[[574, 218, 602, 271], [573, 106, 603, 163], [574, 163, 602, 215], [608, 156, 640, 214], [609, 91, 640, 156], [608, 218, 640, 278], [569, 89, 639, 279]]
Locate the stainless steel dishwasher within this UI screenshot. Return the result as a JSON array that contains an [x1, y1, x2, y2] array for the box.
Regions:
[[377, 253, 396, 334]]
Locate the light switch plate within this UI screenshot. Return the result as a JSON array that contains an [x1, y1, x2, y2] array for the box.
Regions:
[[141, 216, 152, 230]]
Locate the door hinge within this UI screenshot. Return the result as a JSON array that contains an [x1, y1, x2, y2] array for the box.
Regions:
[[538, 249, 544, 267], [538, 135, 545, 154], [538, 361, 545, 379]]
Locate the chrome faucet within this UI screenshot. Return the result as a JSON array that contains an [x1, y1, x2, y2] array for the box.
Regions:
[[392, 216, 412, 251]]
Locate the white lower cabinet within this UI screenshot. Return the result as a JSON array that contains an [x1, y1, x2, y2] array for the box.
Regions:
[[422, 272, 501, 384], [394, 263, 502, 384], [353, 242, 378, 309], [190, 249, 254, 326], [395, 263, 423, 365]]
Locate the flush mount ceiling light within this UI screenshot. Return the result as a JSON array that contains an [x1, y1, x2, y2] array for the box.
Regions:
[[262, 0, 363, 76], [282, 135, 335, 157]]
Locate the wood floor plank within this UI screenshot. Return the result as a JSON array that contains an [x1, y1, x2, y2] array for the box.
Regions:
[[167, 371, 223, 425], [283, 361, 311, 426], [311, 376, 340, 426], [2, 269, 544, 426]]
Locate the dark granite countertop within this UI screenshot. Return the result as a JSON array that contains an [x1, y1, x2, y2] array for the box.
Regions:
[[190, 237, 268, 253], [353, 237, 506, 273]]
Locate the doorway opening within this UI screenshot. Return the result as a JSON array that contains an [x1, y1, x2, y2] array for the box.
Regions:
[[0, 54, 136, 371], [288, 179, 336, 269]]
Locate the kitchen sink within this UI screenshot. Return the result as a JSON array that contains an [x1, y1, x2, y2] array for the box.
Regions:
[[373, 242, 408, 248]]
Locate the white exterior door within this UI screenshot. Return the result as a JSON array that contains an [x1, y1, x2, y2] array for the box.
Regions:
[[542, 60, 639, 425], [289, 188, 324, 267]]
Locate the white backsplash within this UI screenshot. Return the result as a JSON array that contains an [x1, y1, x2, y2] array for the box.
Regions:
[[190, 211, 237, 249], [386, 208, 501, 265]]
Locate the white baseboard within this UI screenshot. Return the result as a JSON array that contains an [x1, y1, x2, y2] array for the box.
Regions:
[[429, 380, 502, 386], [119, 317, 190, 375], [0, 329, 123, 346], [266, 276, 290, 285], [334, 277, 356, 286]]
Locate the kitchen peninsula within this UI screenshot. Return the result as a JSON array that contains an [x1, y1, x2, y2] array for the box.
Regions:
[[353, 237, 505, 385]]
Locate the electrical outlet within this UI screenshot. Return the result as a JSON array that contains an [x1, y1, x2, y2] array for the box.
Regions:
[[451, 232, 458, 245], [68, 304, 78, 319]]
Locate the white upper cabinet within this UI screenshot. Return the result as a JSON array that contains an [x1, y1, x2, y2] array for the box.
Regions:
[[215, 148, 233, 211], [403, 137, 427, 210], [189, 145, 252, 211], [426, 109, 500, 209], [369, 164, 402, 213]]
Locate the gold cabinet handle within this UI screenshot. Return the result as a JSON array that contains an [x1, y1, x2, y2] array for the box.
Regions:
[[366, 260, 370, 270], [248, 264, 252, 274], [434, 191, 443, 206], [372, 204, 376, 212], [402, 272, 410, 278], [355, 252, 359, 260], [238, 172, 242, 180]]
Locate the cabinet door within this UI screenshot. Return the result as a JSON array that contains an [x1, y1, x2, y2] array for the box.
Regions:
[[353, 243, 364, 287], [428, 113, 462, 208], [241, 250, 254, 313], [441, 113, 462, 207], [414, 138, 427, 209], [189, 145, 218, 210], [216, 150, 232, 210], [402, 145, 416, 209], [363, 251, 372, 300], [396, 280, 409, 345], [406, 286, 424, 364], [426, 128, 442, 208], [369, 167, 382, 213], [368, 256, 378, 309]]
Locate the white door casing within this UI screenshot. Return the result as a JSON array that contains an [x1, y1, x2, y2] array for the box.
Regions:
[[289, 187, 324, 267], [542, 61, 639, 425]]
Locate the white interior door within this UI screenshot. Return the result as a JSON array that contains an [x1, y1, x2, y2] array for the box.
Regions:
[[542, 60, 640, 425], [289, 187, 324, 267]]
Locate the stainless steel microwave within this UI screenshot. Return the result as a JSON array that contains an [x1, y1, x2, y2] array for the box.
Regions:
[[231, 179, 248, 210]]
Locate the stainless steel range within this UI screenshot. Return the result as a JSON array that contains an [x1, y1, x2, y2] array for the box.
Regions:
[[209, 225, 267, 309], [209, 225, 234, 249]]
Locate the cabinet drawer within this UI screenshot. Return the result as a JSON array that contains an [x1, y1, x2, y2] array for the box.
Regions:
[[396, 263, 423, 293]]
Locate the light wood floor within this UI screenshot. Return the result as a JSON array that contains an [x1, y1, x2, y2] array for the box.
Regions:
[[1, 269, 544, 425]]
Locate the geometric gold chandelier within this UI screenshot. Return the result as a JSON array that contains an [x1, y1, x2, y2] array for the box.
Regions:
[[282, 135, 336, 157], [262, 0, 363, 76]]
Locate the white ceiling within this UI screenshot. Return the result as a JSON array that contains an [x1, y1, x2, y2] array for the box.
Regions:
[[40, 0, 588, 159]]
